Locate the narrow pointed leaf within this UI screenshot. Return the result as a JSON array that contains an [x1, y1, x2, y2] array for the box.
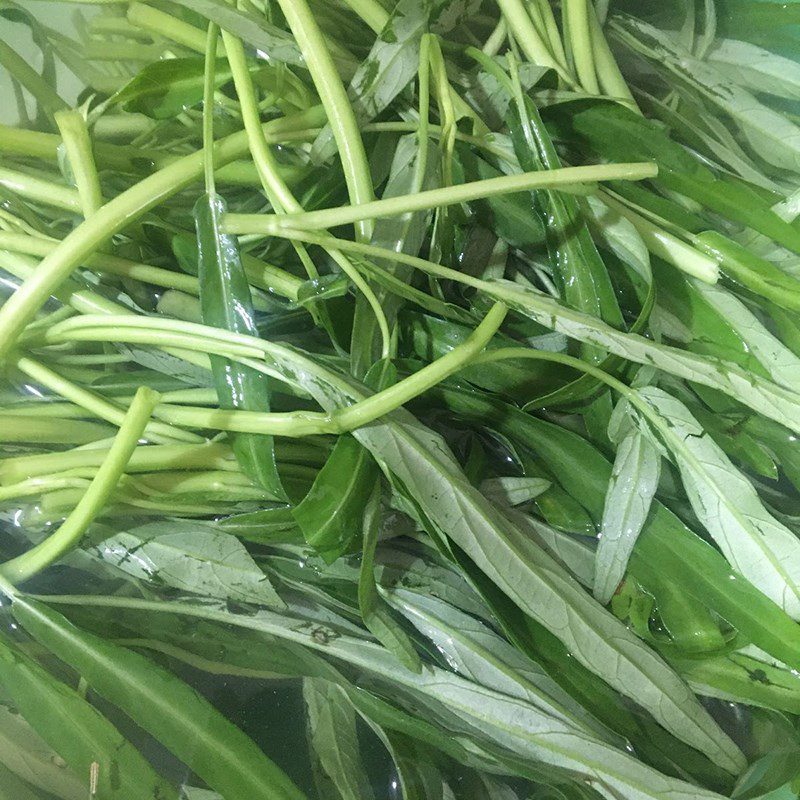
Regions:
[[195, 192, 286, 501]]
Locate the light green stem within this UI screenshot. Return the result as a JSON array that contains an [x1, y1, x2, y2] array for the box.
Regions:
[[0, 232, 200, 294], [601, 193, 719, 283], [202, 22, 219, 194], [563, 0, 600, 94], [0, 387, 159, 585], [223, 28, 390, 356], [586, 2, 638, 110], [127, 2, 210, 53], [483, 17, 507, 56], [13, 356, 201, 445], [535, 0, 569, 70], [0, 442, 235, 484], [39, 303, 506, 437], [338, 0, 389, 32], [0, 166, 80, 212], [224, 162, 658, 234], [496, 0, 573, 84], [0, 415, 112, 445], [0, 105, 325, 360], [55, 110, 104, 216], [275, 0, 375, 241]]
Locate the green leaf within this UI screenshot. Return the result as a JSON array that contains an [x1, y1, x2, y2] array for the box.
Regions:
[[109, 58, 231, 119], [427, 385, 800, 672], [296, 273, 350, 307], [303, 679, 374, 800], [385, 587, 619, 745], [347, 413, 743, 771], [483, 277, 800, 436], [0, 702, 86, 800], [12, 598, 307, 800], [731, 747, 800, 800], [635, 386, 800, 619], [612, 15, 800, 173], [672, 647, 800, 715], [311, 0, 478, 162], [293, 434, 377, 562], [696, 230, 800, 316], [480, 476, 551, 507], [708, 38, 800, 100], [195, 192, 286, 501], [0, 634, 177, 800], [509, 98, 624, 338], [90, 520, 283, 606], [358, 480, 423, 673], [545, 99, 800, 253], [168, 0, 304, 66], [0, 761, 43, 800], [42, 594, 735, 800], [594, 425, 661, 605], [351, 134, 440, 376], [688, 279, 800, 391]]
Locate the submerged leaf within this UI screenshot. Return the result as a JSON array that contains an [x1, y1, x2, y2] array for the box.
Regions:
[[0, 634, 177, 800], [303, 679, 374, 800], [635, 386, 800, 619], [594, 426, 661, 605], [195, 193, 286, 501], [12, 599, 307, 800], [91, 520, 283, 606]]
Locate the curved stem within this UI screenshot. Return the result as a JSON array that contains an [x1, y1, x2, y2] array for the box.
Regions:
[[224, 162, 658, 234], [0, 105, 326, 360], [275, 0, 375, 242], [40, 303, 506, 437], [563, 0, 600, 94], [1, 386, 159, 585], [54, 110, 104, 216]]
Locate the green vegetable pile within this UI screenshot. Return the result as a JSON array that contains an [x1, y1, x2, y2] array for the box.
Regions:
[[3, 0, 800, 797]]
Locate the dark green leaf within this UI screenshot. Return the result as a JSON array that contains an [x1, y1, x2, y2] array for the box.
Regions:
[[292, 434, 377, 563], [0, 633, 177, 800], [12, 598, 307, 800], [109, 58, 231, 119], [195, 192, 286, 501]]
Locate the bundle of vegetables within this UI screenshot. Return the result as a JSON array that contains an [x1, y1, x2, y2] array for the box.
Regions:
[[3, 0, 800, 797]]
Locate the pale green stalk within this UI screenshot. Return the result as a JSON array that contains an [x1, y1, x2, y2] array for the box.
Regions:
[[0, 442, 236, 484], [38, 303, 506, 437], [13, 356, 201, 445], [586, 2, 638, 110], [496, 0, 573, 84], [338, 0, 389, 32], [483, 17, 507, 56], [0, 476, 92, 504], [601, 193, 719, 283], [0, 166, 80, 212], [222, 28, 390, 356], [202, 22, 219, 195], [0, 387, 159, 585], [0, 105, 326, 360], [54, 109, 104, 216], [223, 162, 658, 234], [274, 0, 375, 242], [0, 415, 112, 444], [127, 2, 210, 53], [563, 0, 600, 93], [0, 233, 200, 294], [534, 0, 569, 69]]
